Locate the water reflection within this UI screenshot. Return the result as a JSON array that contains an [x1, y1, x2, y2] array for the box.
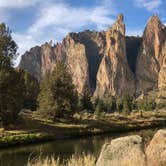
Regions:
[[0, 128, 160, 166]]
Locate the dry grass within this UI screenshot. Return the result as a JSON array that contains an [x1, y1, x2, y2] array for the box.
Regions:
[[27, 153, 96, 166]]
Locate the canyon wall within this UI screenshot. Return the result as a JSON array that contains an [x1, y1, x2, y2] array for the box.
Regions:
[[19, 14, 166, 97]]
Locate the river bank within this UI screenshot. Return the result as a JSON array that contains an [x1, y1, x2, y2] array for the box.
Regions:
[[25, 130, 166, 166], [0, 109, 166, 149], [0, 128, 165, 166]]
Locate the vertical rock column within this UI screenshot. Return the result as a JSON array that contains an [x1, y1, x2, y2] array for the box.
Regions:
[[94, 14, 135, 97]]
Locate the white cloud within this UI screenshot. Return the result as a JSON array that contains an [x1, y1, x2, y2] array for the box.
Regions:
[[13, 1, 115, 55], [9, 0, 116, 66], [29, 2, 115, 34], [0, 0, 43, 8], [133, 0, 162, 11]]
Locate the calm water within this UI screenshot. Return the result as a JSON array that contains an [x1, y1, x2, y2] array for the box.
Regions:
[[0, 128, 162, 166]]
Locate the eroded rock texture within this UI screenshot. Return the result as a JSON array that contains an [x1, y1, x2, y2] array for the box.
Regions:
[[136, 15, 166, 93], [146, 130, 166, 166], [19, 46, 42, 81], [19, 14, 166, 97], [96, 130, 166, 166], [94, 14, 135, 97], [96, 135, 146, 166]]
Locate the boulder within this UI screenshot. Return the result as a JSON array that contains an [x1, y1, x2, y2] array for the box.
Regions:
[[96, 135, 146, 166], [146, 129, 166, 166]]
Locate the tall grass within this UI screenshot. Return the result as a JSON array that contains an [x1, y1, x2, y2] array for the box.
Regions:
[[26, 153, 96, 166]]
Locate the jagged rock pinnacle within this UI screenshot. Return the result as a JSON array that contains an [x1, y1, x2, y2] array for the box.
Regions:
[[117, 13, 124, 22]]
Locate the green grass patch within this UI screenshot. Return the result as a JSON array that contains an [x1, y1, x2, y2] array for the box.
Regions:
[[0, 133, 54, 148]]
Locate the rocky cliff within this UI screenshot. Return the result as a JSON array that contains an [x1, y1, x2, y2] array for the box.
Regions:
[[19, 46, 42, 81], [19, 14, 166, 97], [136, 15, 166, 93], [94, 14, 135, 97]]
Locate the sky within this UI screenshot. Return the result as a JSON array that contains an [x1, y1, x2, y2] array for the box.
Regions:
[[0, 0, 166, 65]]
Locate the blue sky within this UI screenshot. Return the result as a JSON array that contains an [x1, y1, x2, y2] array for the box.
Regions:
[[0, 0, 165, 64]]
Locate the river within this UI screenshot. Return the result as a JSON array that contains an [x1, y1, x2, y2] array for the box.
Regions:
[[0, 128, 161, 166]]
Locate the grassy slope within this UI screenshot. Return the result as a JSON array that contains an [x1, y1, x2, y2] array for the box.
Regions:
[[0, 109, 166, 148]]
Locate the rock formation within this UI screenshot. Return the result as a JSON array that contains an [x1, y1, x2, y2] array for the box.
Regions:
[[19, 46, 42, 81], [158, 42, 166, 90], [146, 129, 166, 166], [19, 14, 166, 97], [97, 130, 166, 166], [56, 34, 89, 94], [20, 31, 106, 94], [96, 135, 146, 166], [94, 14, 135, 97], [136, 15, 166, 93], [69, 30, 106, 93]]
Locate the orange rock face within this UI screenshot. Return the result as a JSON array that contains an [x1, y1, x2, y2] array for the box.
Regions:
[[94, 14, 135, 97], [136, 15, 166, 93], [146, 130, 166, 166], [19, 14, 166, 97]]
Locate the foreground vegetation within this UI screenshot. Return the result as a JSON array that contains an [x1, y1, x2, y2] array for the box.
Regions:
[[27, 153, 96, 166]]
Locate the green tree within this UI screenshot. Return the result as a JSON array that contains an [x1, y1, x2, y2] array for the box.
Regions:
[[103, 95, 116, 113], [137, 97, 156, 112], [78, 84, 93, 111], [116, 97, 123, 112], [94, 99, 105, 116], [0, 69, 25, 126], [0, 23, 23, 127], [18, 69, 39, 111], [0, 23, 17, 69], [122, 93, 133, 115], [38, 63, 78, 120], [137, 99, 144, 117]]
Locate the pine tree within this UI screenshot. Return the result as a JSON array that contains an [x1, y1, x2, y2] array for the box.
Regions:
[[37, 62, 78, 121], [21, 70, 39, 111], [0, 23, 23, 127], [0, 23, 17, 69], [103, 95, 116, 113], [122, 93, 133, 115], [0, 69, 25, 126], [78, 84, 93, 111], [94, 98, 105, 116]]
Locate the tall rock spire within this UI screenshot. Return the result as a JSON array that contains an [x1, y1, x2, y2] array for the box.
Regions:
[[136, 15, 166, 93], [94, 14, 135, 97]]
